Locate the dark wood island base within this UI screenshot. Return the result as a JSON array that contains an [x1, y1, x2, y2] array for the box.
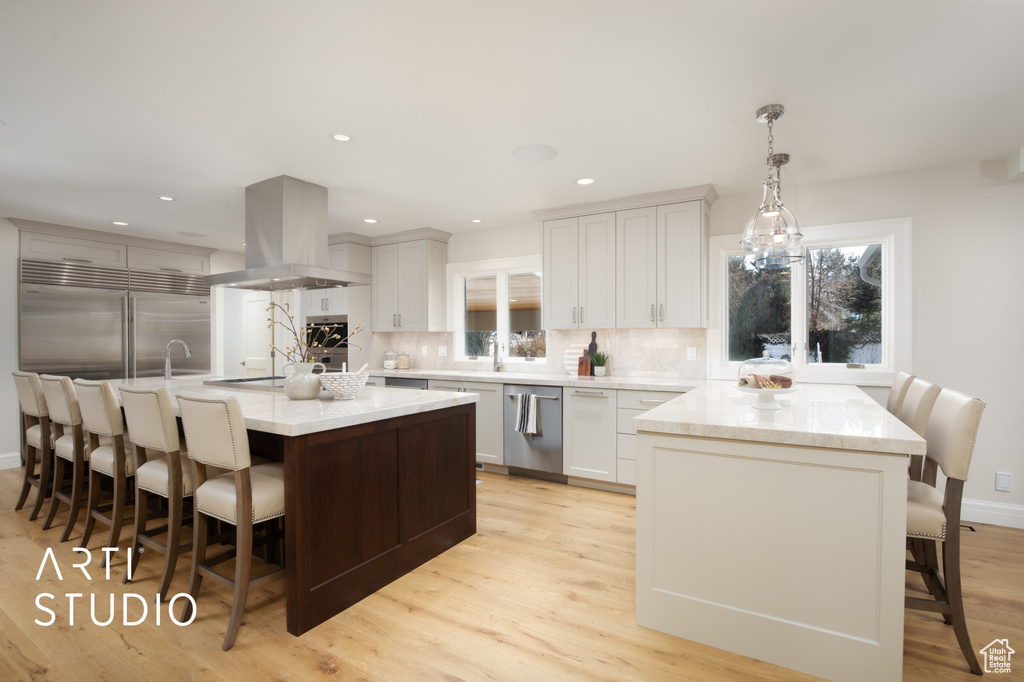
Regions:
[[282, 403, 476, 635]]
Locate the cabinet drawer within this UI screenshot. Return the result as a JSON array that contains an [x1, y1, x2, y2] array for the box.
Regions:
[[617, 408, 644, 435], [21, 232, 127, 268], [616, 458, 637, 486], [617, 433, 637, 461], [616, 389, 681, 410]]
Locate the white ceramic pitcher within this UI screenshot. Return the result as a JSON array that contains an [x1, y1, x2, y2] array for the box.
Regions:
[[282, 362, 325, 400]]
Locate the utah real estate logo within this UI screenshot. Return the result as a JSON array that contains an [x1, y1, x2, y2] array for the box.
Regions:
[[980, 639, 1015, 674]]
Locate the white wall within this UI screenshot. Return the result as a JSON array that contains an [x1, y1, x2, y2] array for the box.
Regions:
[[711, 161, 1024, 523], [210, 249, 245, 376], [0, 219, 22, 464], [448, 222, 541, 263]]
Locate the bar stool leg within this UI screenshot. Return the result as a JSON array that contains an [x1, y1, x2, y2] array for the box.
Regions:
[[81, 465, 101, 547], [29, 447, 51, 521], [43, 456, 65, 531], [944, 531, 983, 674], [124, 488, 149, 584], [180, 507, 208, 623], [60, 449, 86, 542], [15, 438, 35, 511], [156, 489, 183, 603], [224, 518, 253, 651], [105, 472, 129, 560]]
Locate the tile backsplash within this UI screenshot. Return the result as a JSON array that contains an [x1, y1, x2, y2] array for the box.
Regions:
[[370, 328, 707, 379]]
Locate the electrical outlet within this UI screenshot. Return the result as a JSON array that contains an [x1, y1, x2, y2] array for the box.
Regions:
[[438, 345, 447, 357], [995, 472, 1012, 492], [421, 345, 428, 356], [686, 347, 697, 361]]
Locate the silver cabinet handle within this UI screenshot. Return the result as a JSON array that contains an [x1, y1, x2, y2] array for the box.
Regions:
[[650, 304, 655, 322], [580, 307, 583, 323], [393, 313, 397, 328], [573, 390, 606, 397], [63, 257, 92, 263], [659, 303, 664, 321], [639, 399, 665, 405], [398, 313, 402, 327], [572, 307, 576, 323], [160, 267, 183, 273]]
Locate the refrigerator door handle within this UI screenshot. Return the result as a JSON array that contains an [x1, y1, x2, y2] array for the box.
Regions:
[[129, 294, 136, 379], [124, 295, 131, 379]]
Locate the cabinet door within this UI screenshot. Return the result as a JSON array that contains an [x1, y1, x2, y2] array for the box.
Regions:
[[303, 289, 329, 316], [578, 212, 616, 329], [21, 232, 127, 268], [371, 243, 399, 331], [463, 381, 503, 465], [563, 387, 617, 481], [657, 201, 704, 328], [543, 218, 579, 330], [397, 240, 428, 331], [128, 246, 210, 275], [324, 243, 350, 315], [615, 207, 658, 329]]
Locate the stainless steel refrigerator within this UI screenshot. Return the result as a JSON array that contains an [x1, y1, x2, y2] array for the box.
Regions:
[[19, 260, 211, 380]]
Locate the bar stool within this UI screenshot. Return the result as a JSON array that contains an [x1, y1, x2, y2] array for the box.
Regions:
[[886, 370, 914, 416], [176, 393, 285, 650], [899, 377, 940, 482], [12, 371, 54, 521], [118, 385, 191, 602], [74, 379, 136, 558], [906, 387, 986, 675], [39, 375, 90, 542]]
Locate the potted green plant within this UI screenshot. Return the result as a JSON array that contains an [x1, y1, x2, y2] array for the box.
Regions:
[[590, 351, 609, 377]]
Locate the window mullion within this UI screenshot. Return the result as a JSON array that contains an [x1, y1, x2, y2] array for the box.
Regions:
[[496, 272, 510, 357]]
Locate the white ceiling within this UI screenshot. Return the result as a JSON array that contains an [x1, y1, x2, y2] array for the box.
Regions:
[[2, 1, 1022, 252]]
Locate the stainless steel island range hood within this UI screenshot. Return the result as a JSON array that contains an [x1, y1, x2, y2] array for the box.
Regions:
[[204, 175, 372, 291]]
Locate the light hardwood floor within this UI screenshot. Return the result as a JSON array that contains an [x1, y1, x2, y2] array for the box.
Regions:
[[1, 468, 1021, 681]]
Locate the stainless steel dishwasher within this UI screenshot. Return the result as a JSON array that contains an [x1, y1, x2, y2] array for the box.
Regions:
[[502, 384, 565, 481], [384, 376, 428, 389]]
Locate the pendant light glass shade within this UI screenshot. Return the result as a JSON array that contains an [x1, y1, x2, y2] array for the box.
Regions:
[[740, 105, 803, 270]]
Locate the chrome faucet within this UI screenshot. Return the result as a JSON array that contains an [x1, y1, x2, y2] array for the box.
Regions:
[[164, 339, 191, 380], [491, 331, 503, 372]]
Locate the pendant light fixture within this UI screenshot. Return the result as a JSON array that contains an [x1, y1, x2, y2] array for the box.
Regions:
[[740, 104, 804, 269]]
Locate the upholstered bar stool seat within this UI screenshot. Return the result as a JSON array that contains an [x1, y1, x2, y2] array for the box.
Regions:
[[12, 371, 55, 521], [177, 393, 285, 650], [39, 375, 89, 542], [905, 387, 986, 675]]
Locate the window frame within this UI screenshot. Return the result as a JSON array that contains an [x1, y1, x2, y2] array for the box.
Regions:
[[447, 255, 546, 366], [708, 217, 911, 386]]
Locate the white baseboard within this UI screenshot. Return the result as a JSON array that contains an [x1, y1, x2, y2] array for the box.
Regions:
[[0, 451, 21, 471], [962, 498, 1024, 530]]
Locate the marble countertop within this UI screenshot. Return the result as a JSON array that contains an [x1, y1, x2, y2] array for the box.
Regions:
[[112, 376, 477, 437], [634, 379, 925, 455], [368, 368, 699, 392]]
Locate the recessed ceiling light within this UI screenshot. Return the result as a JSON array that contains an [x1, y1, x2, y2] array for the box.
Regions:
[[513, 144, 558, 162], [364, 218, 377, 224], [177, 231, 207, 238], [112, 221, 128, 226], [332, 133, 352, 142], [159, 195, 174, 201], [576, 178, 595, 185], [472, 219, 482, 223]]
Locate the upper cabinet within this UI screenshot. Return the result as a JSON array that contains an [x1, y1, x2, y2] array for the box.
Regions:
[[371, 229, 450, 332], [20, 231, 128, 268], [303, 241, 371, 317], [128, 245, 210, 276], [542, 212, 616, 330], [616, 201, 705, 329], [537, 186, 714, 330]]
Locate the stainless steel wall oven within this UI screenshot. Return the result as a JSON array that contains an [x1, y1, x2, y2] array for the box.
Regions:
[[304, 314, 348, 369]]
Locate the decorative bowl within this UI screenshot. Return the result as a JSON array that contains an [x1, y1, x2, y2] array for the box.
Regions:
[[319, 372, 368, 400]]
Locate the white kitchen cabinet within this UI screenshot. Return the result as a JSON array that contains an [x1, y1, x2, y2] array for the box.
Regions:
[[128, 245, 210, 276], [615, 389, 683, 485], [372, 235, 447, 332], [21, 231, 127, 268], [428, 379, 503, 465], [364, 375, 385, 387], [303, 242, 372, 317], [542, 212, 616, 330], [616, 201, 705, 329], [563, 387, 617, 482]]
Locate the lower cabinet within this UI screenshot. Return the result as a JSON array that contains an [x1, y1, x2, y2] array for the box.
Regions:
[[563, 387, 617, 482], [364, 376, 385, 387], [616, 389, 683, 485], [428, 379, 503, 465]]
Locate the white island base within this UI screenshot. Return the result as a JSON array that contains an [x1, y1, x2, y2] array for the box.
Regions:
[[635, 382, 921, 682]]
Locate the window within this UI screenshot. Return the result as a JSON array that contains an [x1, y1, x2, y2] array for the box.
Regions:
[[449, 256, 545, 363], [710, 218, 910, 385]]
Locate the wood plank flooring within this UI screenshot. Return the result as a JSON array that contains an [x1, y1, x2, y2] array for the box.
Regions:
[[1, 468, 1021, 681]]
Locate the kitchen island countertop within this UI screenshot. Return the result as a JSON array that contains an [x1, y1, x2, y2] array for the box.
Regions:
[[113, 375, 478, 437]]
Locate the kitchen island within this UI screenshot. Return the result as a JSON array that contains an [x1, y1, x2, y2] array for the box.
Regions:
[[633, 380, 924, 682], [114, 377, 479, 635]]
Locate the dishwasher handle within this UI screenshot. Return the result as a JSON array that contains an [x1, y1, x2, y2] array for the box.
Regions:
[[507, 393, 559, 401]]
